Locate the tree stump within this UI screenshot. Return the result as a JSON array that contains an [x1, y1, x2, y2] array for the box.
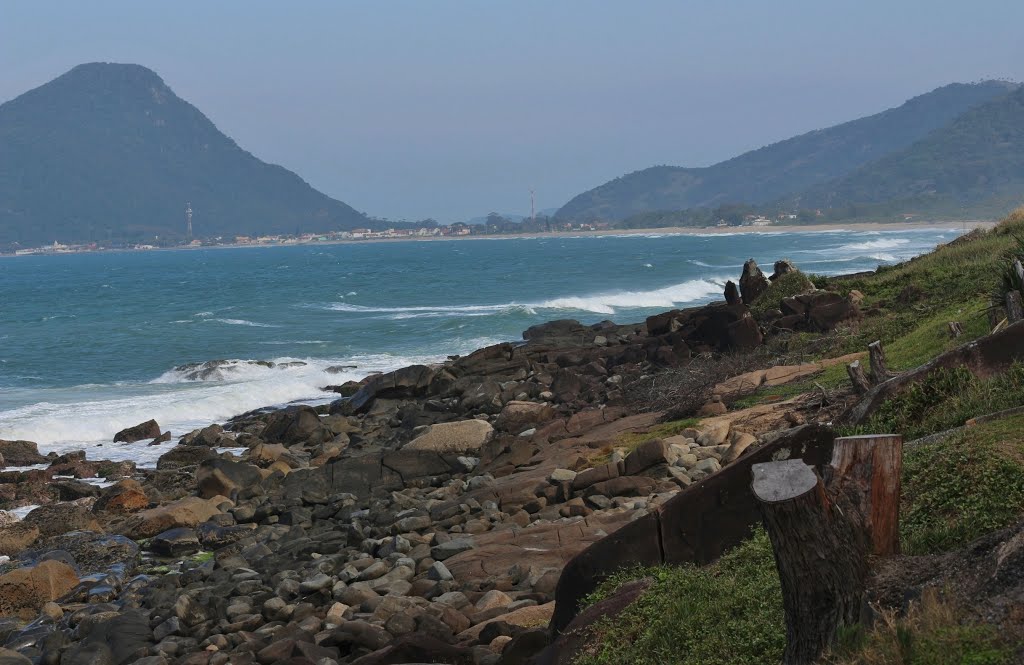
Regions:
[[868, 340, 894, 384], [846, 359, 871, 395], [1006, 290, 1024, 324], [752, 460, 869, 665], [826, 434, 903, 555]]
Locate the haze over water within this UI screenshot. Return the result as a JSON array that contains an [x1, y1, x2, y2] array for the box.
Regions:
[[0, 227, 962, 466]]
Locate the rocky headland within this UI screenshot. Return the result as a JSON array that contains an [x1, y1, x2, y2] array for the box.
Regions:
[[1, 244, 1023, 665]]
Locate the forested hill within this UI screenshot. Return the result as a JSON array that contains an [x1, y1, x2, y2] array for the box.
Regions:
[[0, 63, 371, 245], [795, 85, 1024, 217], [555, 81, 1017, 221]]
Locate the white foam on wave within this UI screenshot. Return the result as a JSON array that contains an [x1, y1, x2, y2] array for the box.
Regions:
[[837, 238, 911, 252], [212, 318, 278, 328], [536, 278, 725, 315], [0, 354, 426, 467]]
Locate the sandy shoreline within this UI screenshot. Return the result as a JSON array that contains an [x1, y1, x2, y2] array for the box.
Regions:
[[2, 219, 996, 257]]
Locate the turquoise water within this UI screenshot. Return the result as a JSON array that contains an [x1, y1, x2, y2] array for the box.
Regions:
[[0, 228, 961, 464]]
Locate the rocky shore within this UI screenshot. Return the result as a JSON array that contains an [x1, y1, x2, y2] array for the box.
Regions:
[[0, 258, 892, 665]]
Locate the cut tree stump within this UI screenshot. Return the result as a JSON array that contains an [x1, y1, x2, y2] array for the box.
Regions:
[[868, 340, 894, 384], [847, 359, 871, 395], [1007, 290, 1024, 324], [827, 434, 903, 555], [752, 459, 869, 665], [948, 321, 963, 338]]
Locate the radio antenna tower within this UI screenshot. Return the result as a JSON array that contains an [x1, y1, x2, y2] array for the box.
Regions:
[[185, 202, 193, 239], [530, 189, 536, 224]]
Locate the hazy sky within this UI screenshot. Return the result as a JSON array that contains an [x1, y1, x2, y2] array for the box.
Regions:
[[3, 2, 1023, 222]]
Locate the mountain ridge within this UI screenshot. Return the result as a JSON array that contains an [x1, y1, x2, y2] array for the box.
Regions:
[[555, 81, 1018, 221], [0, 62, 371, 245]]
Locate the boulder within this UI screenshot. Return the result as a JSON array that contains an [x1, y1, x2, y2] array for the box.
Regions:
[[623, 439, 673, 476], [770, 259, 796, 281], [724, 280, 741, 306], [405, 420, 494, 454], [23, 503, 101, 537], [0, 648, 32, 665], [739, 258, 771, 304], [494, 401, 556, 434], [261, 406, 333, 446], [722, 431, 758, 463], [195, 458, 263, 499], [113, 419, 161, 443], [156, 444, 216, 470], [0, 440, 47, 466], [0, 560, 79, 619], [0, 523, 41, 556], [779, 291, 861, 332], [179, 424, 226, 446], [93, 479, 149, 514], [150, 527, 200, 557], [585, 476, 657, 498], [120, 495, 226, 539]]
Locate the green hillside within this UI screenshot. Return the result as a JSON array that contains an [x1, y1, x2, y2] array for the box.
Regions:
[[0, 63, 371, 245], [555, 82, 1016, 221], [798, 85, 1024, 217]]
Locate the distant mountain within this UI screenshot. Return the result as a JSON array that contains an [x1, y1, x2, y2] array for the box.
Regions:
[[795, 85, 1024, 216], [555, 81, 1018, 221], [0, 63, 370, 245]]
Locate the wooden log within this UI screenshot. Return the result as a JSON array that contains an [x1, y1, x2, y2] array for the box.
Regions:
[[948, 321, 963, 338], [1006, 290, 1024, 323], [826, 434, 903, 555], [1015, 258, 1024, 287], [846, 360, 871, 395], [752, 460, 868, 665], [868, 340, 894, 384]]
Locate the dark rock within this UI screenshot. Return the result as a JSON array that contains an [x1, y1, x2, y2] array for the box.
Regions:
[[724, 280, 741, 305], [585, 476, 657, 498], [149, 432, 172, 446], [93, 479, 149, 514], [156, 445, 216, 471], [779, 291, 860, 332], [60, 610, 151, 665], [496, 628, 551, 665], [261, 406, 332, 446], [350, 634, 475, 665], [113, 419, 161, 443], [150, 527, 200, 557], [770, 259, 796, 281], [23, 504, 100, 538], [739, 258, 771, 305]]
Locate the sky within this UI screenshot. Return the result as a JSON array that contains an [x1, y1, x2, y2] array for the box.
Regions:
[[2, 1, 1023, 223]]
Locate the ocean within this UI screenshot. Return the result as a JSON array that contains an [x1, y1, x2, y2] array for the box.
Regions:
[[0, 227, 964, 467]]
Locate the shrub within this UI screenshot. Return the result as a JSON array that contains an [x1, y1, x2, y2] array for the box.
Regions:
[[749, 269, 816, 317]]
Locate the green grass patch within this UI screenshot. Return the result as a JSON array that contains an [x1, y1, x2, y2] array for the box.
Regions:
[[730, 363, 849, 409], [574, 529, 784, 665], [749, 270, 816, 317], [587, 417, 700, 468], [843, 363, 1024, 441], [899, 414, 1024, 555]]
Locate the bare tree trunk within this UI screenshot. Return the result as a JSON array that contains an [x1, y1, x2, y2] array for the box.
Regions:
[[826, 434, 903, 555], [752, 460, 869, 665], [1006, 290, 1024, 323], [847, 360, 871, 395], [868, 340, 894, 384]]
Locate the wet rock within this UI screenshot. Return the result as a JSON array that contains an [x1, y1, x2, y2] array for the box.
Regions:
[[120, 496, 225, 539], [156, 445, 216, 471], [150, 527, 200, 557], [23, 504, 100, 538], [0, 440, 47, 466], [113, 419, 162, 443], [724, 280, 741, 306], [261, 406, 333, 446]]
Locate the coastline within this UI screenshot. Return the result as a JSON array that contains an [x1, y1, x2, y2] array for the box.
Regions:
[[1, 219, 995, 257]]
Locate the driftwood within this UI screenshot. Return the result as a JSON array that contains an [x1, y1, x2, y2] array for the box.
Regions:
[[752, 434, 903, 664], [1006, 290, 1024, 323], [868, 340, 894, 384], [846, 359, 871, 395], [752, 459, 869, 665]]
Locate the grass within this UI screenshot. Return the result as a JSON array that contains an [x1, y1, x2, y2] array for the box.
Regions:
[[900, 415, 1024, 555], [826, 588, 1013, 665], [574, 529, 785, 665], [749, 269, 816, 317], [842, 363, 1024, 441]]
